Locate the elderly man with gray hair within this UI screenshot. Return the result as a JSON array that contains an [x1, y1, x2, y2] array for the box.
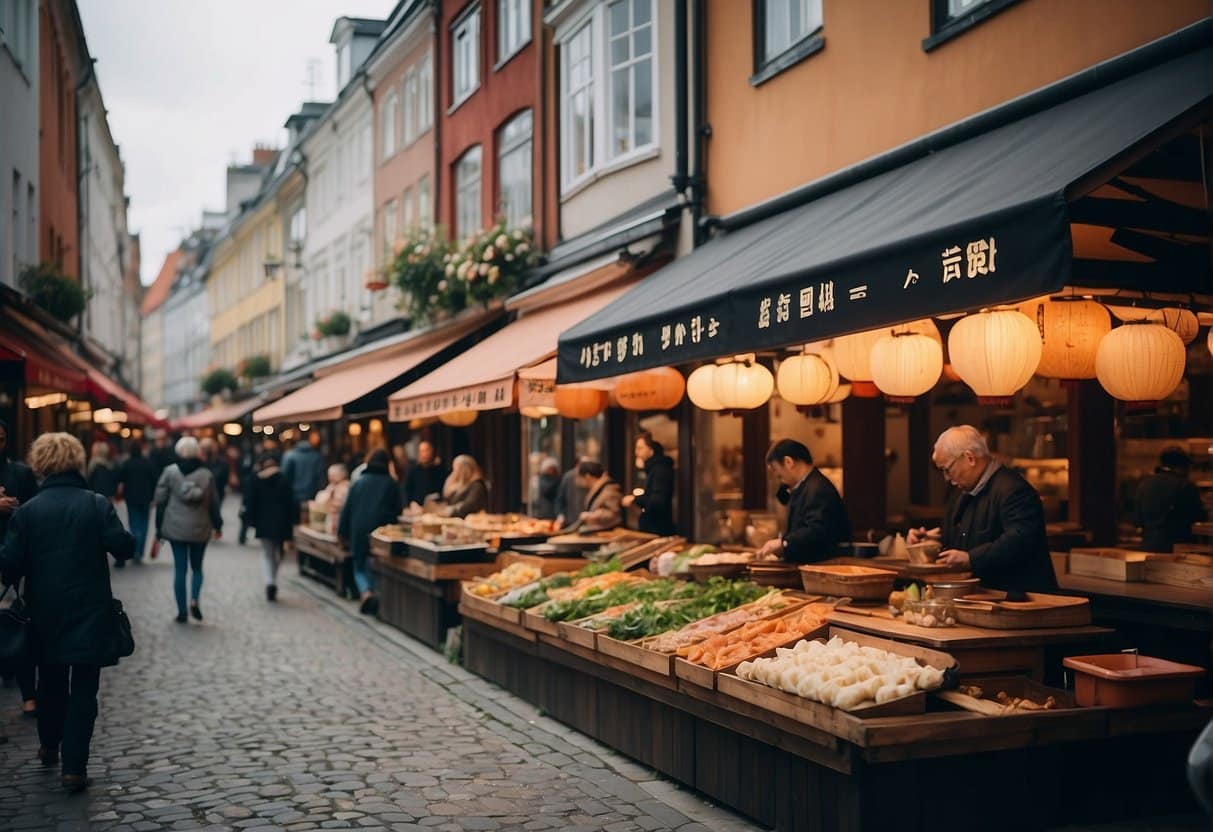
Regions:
[[908, 425, 1056, 594]]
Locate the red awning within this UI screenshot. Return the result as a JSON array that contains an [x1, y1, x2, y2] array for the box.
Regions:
[[0, 328, 88, 394]]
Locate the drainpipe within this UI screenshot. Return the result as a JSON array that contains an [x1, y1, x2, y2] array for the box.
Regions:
[[431, 4, 442, 235], [75, 59, 96, 336], [690, 0, 709, 247], [670, 0, 689, 194]]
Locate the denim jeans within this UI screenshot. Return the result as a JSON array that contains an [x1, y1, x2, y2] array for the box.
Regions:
[[351, 545, 374, 595], [170, 541, 207, 615], [126, 504, 150, 562], [37, 664, 101, 776]]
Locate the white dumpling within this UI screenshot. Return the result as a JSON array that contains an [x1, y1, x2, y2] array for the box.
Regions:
[[894, 682, 915, 699], [875, 683, 900, 704], [736, 660, 755, 680], [862, 676, 883, 699], [818, 678, 843, 705], [796, 673, 821, 700], [916, 666, 945, 690], [832, 682, 870, 710]]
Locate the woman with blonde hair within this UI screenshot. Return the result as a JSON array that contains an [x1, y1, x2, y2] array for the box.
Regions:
[[0, 432, 134, 793], [442, 455, 489, 518], [155, 436, 223, 623]]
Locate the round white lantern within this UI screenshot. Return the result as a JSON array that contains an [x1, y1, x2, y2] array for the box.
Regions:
[[1018, 297, 1111, 379], [826, 383, 852, 403], [833, 320, 939, 398], [686, 365, 723, 411], [776, 353, 839, 405], [870, 332, 943, 402], [713, 357, 774, 410], [1107, 306, 1199, 344], [947, 309, 1042, 404], [1095, 322, 1185, 405]]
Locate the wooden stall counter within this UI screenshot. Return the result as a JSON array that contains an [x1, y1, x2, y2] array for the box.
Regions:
[[294, 525, 354, 599], [371, 551, 499, 650]]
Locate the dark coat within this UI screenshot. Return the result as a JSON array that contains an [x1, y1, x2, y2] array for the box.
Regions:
[[554, 467, 586, 525], [446, 479, 489, 518], [0, 472, 134, 666], [87, 461, 119, 498], [1133, 469, 1207, 553], [782, 468, 852, 564], [635, 454, 676, 536], [338, 467, 402, 562], [150, 445, 178, 481], [282, 443, 326, 504], [0, 456, 38, 540], [534, 473, 560, 519], [405, 462, 448, 507], [242, 466, 296, 542], [942, 465, 1057, 593], [209, 459, 229, 502], [118, 452, 159, 507]]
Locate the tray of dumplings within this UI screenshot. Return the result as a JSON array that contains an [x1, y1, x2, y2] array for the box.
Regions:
[[718, 628, 957, 722]]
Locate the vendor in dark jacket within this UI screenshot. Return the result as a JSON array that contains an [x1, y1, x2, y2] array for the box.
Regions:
[[909, 425, 1056, 593], [338, 449, 402, 616], [622, 434, 676, 536], [1133, 447, 1207, 553], [0, 432, 134, 793], [404, 440, 448, 507], [758, 439, 851, 564]]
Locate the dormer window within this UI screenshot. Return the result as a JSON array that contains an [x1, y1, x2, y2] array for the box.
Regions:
[[338, 42, 352, 89]]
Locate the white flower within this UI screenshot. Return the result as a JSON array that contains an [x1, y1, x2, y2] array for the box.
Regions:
[[478, 263, 489, 277], [457, 262, 469, 279], [437, 280, 448, 291], [487, 266, 500, 285], [513, 229, 524, 240], [505, 253, 514, 262], [483, 246, 496, 261], [495, 234, 508, 249], [414, 243, 424, 254], [517, 242, 529, 254], [445, 264, 455, 277]]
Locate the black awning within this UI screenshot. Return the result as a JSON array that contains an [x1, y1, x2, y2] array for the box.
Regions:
[[557, 47, 1211, 383]]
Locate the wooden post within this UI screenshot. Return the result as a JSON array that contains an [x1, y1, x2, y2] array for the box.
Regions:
[[842, 396, 887, 534], [908, 395, 932, 506], [1067, 380, 1117, 545], [741, 405, 771, 510], [677, 397, 695, 536]]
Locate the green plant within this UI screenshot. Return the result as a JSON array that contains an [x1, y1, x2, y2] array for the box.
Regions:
[[387, 226, 455, 324], [240, 354, 272, 380], [19, 263, 88, 322], [447, 220, 538, 308], [315, 310, 352, 337], [200, 367, 238, 396]]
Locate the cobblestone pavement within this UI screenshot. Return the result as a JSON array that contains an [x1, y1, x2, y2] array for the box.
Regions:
[[0, 498, 762, 832]]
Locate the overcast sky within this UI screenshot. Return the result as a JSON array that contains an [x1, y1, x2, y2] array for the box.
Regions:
[[78, 0, 395, 286]]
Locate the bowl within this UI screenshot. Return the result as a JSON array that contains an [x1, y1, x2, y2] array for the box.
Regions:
[[903, 599, 956, 628], [925, 578, 980, 601], [746, 563, 802, 588], [906, 540, 942, 564], [798, 564, 897, 601]]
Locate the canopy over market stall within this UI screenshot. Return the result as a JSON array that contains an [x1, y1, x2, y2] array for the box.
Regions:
[[557, 46, 1211, 382]]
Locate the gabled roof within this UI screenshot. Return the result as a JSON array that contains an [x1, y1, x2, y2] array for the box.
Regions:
[[140, 249, 181, 316]]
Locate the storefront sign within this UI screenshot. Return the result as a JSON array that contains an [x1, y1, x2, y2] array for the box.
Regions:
[[517, 377, 556, 411], [388, 376, 514, 422]]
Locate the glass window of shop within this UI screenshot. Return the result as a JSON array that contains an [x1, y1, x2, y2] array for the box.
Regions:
[[522, 415, 562, 519], [691, 408, 744, 544]]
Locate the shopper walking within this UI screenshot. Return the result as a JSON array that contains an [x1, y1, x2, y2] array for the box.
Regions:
[[199, 438, 230, 504], [242, 452, 296, 602], [282, 433, 327, 510], [0, 418, 38, 718], [86, 441, 119, 501], [155, 437, 222, 623], [338, 449, 402, 616], [0, 432, 134, 793], [117, 441, 158, 564]]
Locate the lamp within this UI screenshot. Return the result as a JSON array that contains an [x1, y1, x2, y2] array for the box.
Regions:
[[776, 352, 839, 405], [1018, 296, 1110, 380], [554, 387, 608, 420], [1095, 322, 1185, 406], [686, 364, 724, 411], [870, 332, 943, 402], [439, 410, 478, 427], [263, 258, 283, 280], [947, 309, 1041, 405], [614, 368, 685, 411], [1106, 306, 1199, 344], [713, 355, 774, 411]]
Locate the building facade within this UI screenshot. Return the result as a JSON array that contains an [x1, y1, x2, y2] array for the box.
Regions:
[[278, 105, 327, 370], [38, 0, 86, 277], [139, 248, 180, 410], [0, 0, 40, 291], [161, 223, 219, 418]]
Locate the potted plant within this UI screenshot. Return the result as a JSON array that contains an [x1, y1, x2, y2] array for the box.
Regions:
[[201, 367, 238, 397], [365, 266, 388, 292], [314, 310, 353, 352], [19, 263, 89, 323], [239, 354, 272, 381], [386, 226, 453, 324], [446, 220, 537, 310]]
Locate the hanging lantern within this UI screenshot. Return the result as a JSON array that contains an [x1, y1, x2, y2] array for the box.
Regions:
[[439, 409, 478, 427], [1107, 306, 1199, 344], [519, 406, 557, 419], [553, 386, 608, 420], [947, 309, 1041, 405], [826, 383, 852, 403], [364, 267, 388, 292], [686, 365, 724, 411], [870, 332, 943, 403], [1019, 296, 1111, 380], [407, 417, 436, 430], [1095, 322, 1185, 406], [776, 352, 839, 405], [614, 367, 685, 411], [832, 320, 940, 398], [713, 356, 774, 410]]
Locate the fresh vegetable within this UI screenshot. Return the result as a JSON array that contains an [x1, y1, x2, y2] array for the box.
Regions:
[[605, 578, 766, 640], [468, 563, 542, 597], [542, 577, 680, 622]]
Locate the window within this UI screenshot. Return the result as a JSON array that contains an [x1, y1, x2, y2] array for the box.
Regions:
[[752, 0, 823, 84], [289, 207, 306, 253], [417, 176, 431, 229], [380, 92, 398, 161], [452, 6, 480, 107], [382, 200, 398, 264], [455, 146, 482, 241], [498, 110, 532, 229], [402, 187, 415, 229], [497, 0, 531, 65], [1, 0, 33, 73], [559, 1, 658, 191], [418, 52, 433, 134], [925, 0, 1022, 51], [403, 68, 418, 145]]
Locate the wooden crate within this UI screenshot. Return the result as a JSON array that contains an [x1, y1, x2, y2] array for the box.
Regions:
[[1069, 548, 1148, 582], [1143, 552, 1213, 590], [523, 605, 562, 637], [556, 618, 600, 650], [673, 620, 830, 691], [935, 675, 1077, 716], [459, 585, 525, 626], [597, 634, 676, 676]]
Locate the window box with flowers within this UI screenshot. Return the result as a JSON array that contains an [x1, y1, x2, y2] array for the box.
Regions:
[[313, 310, 352, 339]]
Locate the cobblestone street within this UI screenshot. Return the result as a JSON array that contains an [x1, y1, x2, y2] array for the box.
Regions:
[[0, 499, 760, 832]]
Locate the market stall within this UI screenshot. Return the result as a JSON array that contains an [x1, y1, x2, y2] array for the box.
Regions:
[[294, 524, 355, 599]]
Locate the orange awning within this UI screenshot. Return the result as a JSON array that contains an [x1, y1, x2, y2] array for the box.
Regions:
[[253, 317, 487, 425], [175, 397, 264, 430], [388, 283, 633, 422]]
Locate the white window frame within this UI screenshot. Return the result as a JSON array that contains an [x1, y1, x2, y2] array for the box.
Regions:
[[403, 67, 418, 145], [418, 51, 434, 135], [358, 123, 372, 184], [496, 0, 531, 66], [402, 187, 415, 229], [497, 109, 533, 229], [557, 0, 659, 195], [454, 146, 482, 242], [380, 92, 399, 162], [451, 6, 481, 110]]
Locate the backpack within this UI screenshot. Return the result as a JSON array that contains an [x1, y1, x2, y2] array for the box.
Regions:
[[171, 466, 208, 506]]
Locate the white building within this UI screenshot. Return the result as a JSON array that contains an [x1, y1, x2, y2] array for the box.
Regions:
[[160, 222, 219, 417], [298, 16, 386, 362], [0, 0, 39, 290]]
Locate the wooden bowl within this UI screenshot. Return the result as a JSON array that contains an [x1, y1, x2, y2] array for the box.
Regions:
[[906, 541, 942, 565], [798, 564, 897, 601]]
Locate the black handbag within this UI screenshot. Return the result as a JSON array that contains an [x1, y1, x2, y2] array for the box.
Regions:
[[0, 583, 31, 668], [110, 598, 134, 660]]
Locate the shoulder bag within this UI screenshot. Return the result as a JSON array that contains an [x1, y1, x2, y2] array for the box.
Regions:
[[0, 583, 31, 669]]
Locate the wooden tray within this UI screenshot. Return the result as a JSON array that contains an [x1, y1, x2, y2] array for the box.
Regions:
[[1143, 552, 1213, 589], [556, 618, 601, 650], [935, 675, 1077, 716], [458, 584, 524, 626], [522, 603, 562, 637], [1069, 548, 1147, 582], [616, 536, 685, 571], [370, 533, 407, 558], [597, 634, 676, 676], [953, 591, 1091, 629]]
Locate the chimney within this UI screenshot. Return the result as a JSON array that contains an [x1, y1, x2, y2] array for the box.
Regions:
[[252, 143, 279, 167]]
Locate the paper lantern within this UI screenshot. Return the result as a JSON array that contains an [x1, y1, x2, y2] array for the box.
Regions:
[[520, 405, 558, 420], [439, 410, 478, 427], [1107, 306, 1199, 344], [832, 320, 940, 398], [713, 357, 774, 410], [614, 367, 685, 411], [827, 383, 852, 403], [686, 365, 724, 411], [947, 309, 1042, 405], [1095, 323, 1185, 405], [554, 386, 608, 420], [870, 332, 943, 402], [776, 353, 839, 405], [1018, 297, 1111, 380]]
